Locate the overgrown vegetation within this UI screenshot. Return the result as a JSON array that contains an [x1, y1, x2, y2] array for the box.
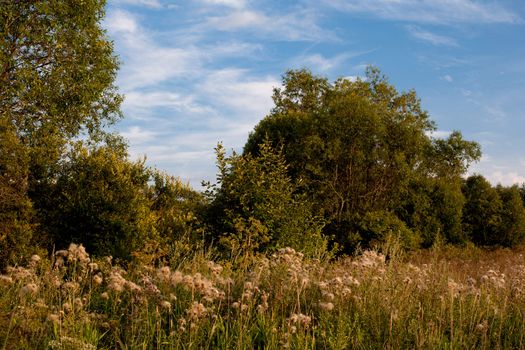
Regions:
[[2, 242, 525, 349], [2, 1, 525, 348]]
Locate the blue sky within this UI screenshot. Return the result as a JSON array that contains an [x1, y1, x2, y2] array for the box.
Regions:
[[103, 0, 525, 188]]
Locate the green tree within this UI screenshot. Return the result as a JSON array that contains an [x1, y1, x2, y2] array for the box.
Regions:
[[42, 140, 154, 260], [0, 118, 34, 267], [1, 0, 122, 251], [462, 175, 503, 246], [397, 177, 466, 247], [245, 68, 480, 251], [144, 171, 206, 264], [495, 185, 525, 247], [205, 140, 326, 258]]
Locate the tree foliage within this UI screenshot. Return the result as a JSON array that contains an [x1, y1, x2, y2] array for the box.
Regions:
[[205, 140, 326, 258], [41, 140, 155, 259], [245, 68, 481, 251]]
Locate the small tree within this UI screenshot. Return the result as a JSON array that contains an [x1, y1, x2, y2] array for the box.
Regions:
[[462, 175, 503, 246], [496, 185, 525, 247], [42, 140, 155, 260], [205, 140, 326, 258]]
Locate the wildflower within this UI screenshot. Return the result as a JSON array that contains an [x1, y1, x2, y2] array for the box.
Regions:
[[169, 293, 177, 301], [207, 261, 223, 274], [63, 302, 72, 313], [47, 313, 60, 324], [170, 271, 183, 286], [319, 302, 334, 311], [48, 336, 96, 350], [0, 275, 13, 287], [93, 274, 103, 286], [476, 320, 488, 333], [143, 280, 160, 295], [108, 271, 127, 293], [160, 300, 172, 310], [67, 243, 90, 264], [74, 297, 83, 310], [7, 266, 32, 280], [258, 292, 269, 314], [30, 254, 41, 266], [88, 262, 99, 271], [186, 302, 206, 321], [19, 282, 39, 297], [178, 318, 187, 332], [323, 292, 335, 301], [158, 266, 171, 282], [289, 313, 312, 328], [62, 281, 79, 292], [101, 292, 109, 300]]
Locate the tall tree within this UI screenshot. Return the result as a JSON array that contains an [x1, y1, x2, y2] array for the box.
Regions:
[[0, 0, 122, 253], [245, 68, 480, 250]]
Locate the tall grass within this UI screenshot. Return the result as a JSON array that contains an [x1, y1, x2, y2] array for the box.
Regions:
[[2, 242, 525, 349]]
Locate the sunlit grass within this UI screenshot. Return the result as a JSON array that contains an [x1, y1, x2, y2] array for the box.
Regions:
[[2, 241, 525, 349]]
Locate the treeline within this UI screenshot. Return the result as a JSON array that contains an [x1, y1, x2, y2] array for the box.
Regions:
[[2, 1, 525, 268]]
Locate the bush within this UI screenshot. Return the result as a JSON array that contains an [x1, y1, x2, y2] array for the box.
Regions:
[[205, 140, 327, 258], [42, 140, 155, 260], [0, 118, 34, 268]]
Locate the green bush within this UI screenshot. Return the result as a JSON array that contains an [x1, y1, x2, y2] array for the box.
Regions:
[[42, 140, 155, 260], [205, 140, 327, 258]]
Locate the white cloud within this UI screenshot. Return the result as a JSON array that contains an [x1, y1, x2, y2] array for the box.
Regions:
[[406, 25, 458, 46], [120, 126, 157, 144], [297, 53, 350, 72], [442, 75, 453, 82], [105, 10, 139, 34], [123, 91, 211, 115], [198, 0, 246, 9], [325, 0, 520, 24], [203, 9, 334, 41], [113, 0, 163, 8], [199, 69, 278, 119]]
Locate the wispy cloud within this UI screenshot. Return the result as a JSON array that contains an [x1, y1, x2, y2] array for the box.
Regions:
[[202, 9, 335, 41], [324, 0, 520, 24], [406, 25, 458, 46], [103, 6, 283, 186], [197, 0, 246, 9], [198, 69, 278, 120], [113, 0, 163, 8]]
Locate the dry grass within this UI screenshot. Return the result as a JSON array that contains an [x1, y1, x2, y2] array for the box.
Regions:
[[2, 241, 525, 349]]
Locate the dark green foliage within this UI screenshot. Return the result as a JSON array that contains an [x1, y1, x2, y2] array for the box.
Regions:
[[205, 140, 326, 257], [462, 175, 503, 246], [1, 0, 122, 258], [462, 176, 525, 247], [397, 178, 466, 247], [42, 140, 155, 260], [144, 171, 207, 263], [356, 210, 420, 250], [245, 68, 480, 251], [0, 118, 34, 267], [495, 185, 525, 247]]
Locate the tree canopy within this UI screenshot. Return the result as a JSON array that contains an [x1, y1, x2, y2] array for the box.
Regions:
[[245, 68, 481, 251]]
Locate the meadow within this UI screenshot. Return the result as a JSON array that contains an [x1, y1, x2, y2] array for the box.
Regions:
[[2, 239, 525, 349]]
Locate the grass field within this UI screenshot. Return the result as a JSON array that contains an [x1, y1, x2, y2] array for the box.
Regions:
[[2, 240, 525, 349]]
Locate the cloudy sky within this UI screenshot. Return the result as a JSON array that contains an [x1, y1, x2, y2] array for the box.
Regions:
[[104, 0, 525, 188]]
